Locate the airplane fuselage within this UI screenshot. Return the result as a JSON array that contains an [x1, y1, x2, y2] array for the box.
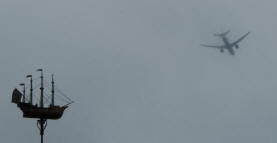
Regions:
[[221, 36, 235, 55]]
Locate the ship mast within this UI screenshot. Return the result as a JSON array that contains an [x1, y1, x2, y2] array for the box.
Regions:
[[19, 83, 25, 103], [26, 75, 33, 105], [51, 74, 55, 106], [37, 69, 44, 108], [37, 69, 46, 143]]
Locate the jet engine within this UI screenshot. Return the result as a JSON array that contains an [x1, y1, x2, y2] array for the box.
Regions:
[[235, 45, 239, 49]]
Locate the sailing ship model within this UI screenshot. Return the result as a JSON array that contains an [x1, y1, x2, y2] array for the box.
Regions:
[[11, 69, 73, 120]]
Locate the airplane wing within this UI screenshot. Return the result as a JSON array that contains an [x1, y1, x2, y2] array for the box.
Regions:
[[201, 44, 224, 49], [230, 32, 250, 47]]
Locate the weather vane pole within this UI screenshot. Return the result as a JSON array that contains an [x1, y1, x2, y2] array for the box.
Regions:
[[11, 69, 73, 143]]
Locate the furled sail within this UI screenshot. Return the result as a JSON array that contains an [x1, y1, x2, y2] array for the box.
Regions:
[[12, 88, 22, 104]]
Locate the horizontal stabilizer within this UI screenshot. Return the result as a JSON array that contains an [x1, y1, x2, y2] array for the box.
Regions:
[[214, 30, 230, 37]]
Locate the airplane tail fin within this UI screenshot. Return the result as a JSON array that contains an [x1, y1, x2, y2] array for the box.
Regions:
[[214, 30, 230, 37]]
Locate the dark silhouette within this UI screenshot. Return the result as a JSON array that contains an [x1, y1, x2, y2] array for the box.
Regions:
[[11, 69, 73, 143], [201, 30, 250, 55]]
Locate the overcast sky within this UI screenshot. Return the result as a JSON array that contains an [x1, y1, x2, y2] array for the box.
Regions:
[[1, 0, 277, 143]]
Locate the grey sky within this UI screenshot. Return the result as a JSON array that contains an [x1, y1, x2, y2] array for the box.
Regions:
[[1, 0, 277, 143]]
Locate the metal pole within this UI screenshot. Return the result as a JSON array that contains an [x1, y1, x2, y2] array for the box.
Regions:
[[37, 119, 47, 143], [41, 119, 43, 143], [41, 123, 43, 143]]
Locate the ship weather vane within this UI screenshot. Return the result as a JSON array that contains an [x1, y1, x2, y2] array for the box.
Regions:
[[11, 69, 73, 143]]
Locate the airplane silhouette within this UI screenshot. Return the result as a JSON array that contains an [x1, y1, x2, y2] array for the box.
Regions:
[[201, 30, 250, 55]]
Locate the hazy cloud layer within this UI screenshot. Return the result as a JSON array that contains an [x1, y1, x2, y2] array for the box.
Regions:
[[1, 0, 277, 143]]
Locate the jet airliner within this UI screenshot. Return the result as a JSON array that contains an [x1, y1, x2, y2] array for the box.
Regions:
[[201, 30, 250, 55]]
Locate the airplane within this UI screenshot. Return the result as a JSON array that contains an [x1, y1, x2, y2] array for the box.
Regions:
[[201, 30, 250, 55]]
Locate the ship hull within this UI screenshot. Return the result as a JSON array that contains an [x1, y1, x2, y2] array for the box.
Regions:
[[17, 103, 67, 120]]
